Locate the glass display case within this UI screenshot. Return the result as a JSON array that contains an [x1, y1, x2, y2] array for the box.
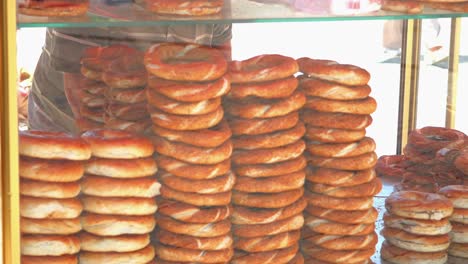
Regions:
[[2, 1, 468, 263]]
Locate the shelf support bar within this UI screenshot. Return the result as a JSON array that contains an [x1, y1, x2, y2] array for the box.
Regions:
[[397, 19, 421, 154], [445, 17, 461, 129], [1, 1, 20, 263]]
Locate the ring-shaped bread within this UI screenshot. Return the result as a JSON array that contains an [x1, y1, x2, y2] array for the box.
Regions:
[[235, 156, 306, 178], [156, 155, 231, 180], [149, 105, 224, 131], [228, 76, 298, 99], [385, 191, 454, 220], [229, 111, 299, 136], [18, 1, 89, 17], [301, 110, 373, 130], [21, 235, 80, 256], [156, 228, 232, 250], [147, 89, 221, 115], [298, 76, 371, 100], [81, 175, 160, 198], [305, 96, 377, 115], [159, 170, 235, 194], [145, 0, 224, 16], [304, 125, 366, 143], [158, 199, 231, 223]]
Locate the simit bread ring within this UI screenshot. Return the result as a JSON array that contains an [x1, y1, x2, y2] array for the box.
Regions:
[[232, 139, 305, 165], [409, 126, 466, 152], [228, 76, 298, 99], [158, 199, 231, 223], [305, 205, 378, 224], [383, 213, 452, 235], [85, 157, 157, 178], [80, 105, 105, 123], [303, 214, 375, 236], [160, 185, 231, 206], [289, 254, 305, 264], [81, 45, 140, 72], [21, 235, 80, 256], [302, 230, 378, 250], [106, 87, 146, 104], [448, 222, 468, 243], [18, 0, 89, 17], [147, 89, 221, 115], [382, 227, 450, 252], [79, 245, 155, 264], [385, 191, 454, 220], [301, 110, 373, 130], [159, 170, 235, 194], [298, 76, 371, 100], [306, 178, 382, 198], [20, 179, 80, 199], [157, 215, 231, 238], [306, 137, 376, 158], [79, 232, 150, 253], [104, 116, 152, 135], [381, 241, 447, 264], [80, 90, 106, 108], [306, 152, 378, 171], [81, 196, 157, 216], [233, 214, 304, 238], [81, 214, 155, 236], [232, 121, 305, 150], [102, 56, 147, 89], [19, 130, 91, 160], [232, 188, 304, 209], [156, 229, 232, 250], [381, 0, 424, 14], [306, 167, 376, 187], [81, 129, 154, 159], [297, 57, 370, 86], [147, 75, 230, 102], [232, 244, 298, 264], [106, 102, 149, 121], [305, 125, 366, 143], [450, 208, 468, 224], [81, 175, 160, 198], [439, 185, 468, 209], [225, 90, 306, 119], [234, 230, 301, 252], [75, 117, 103, 132], [21, 255, 78, 264], [19, 156, 84, 182], [235, 156, 306, 178], [156, 155, 230, 180], [144, 43, 227, 81], [152, 135, 232, 165], [152, 120, 231, 148], [305, 96, 377, 115], [305, 191, 374, 211], [20, 196, 82, 219], [229, 111, 299, 136], [234, 170, 305, 193], [20, 217, 81, 235], [145, 0, 223, 16], [156, 243, 233, 263], [375, 154, 412, 178], [149, 105, 224, 131], [231, 197, 307, 225], [229, 54, 298, 84], [301, 241, 375, 264], [80, 65, 102, 81]]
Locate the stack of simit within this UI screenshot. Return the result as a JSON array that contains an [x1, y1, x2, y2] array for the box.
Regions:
[[226, 54, 307, 264], [297, 57, 381, 263], [79, 129, 158, 264], [144, 43, 234, 263], [19, 130, 91, 264], [382, 190, 453, 264]]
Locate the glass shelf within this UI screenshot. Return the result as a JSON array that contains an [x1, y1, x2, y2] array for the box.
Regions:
[[17, 0, 468, 28]]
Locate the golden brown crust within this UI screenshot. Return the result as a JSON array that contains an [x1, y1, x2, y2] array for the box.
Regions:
[[229, 54, 299, 84], [80, 65, 102, 81], [145, 0, 223, 16], [289, 253, 305, 264], [305, 205, 378, 224], [76, 117, 104, 132], [160, 185, 231, 206], [158, 215, 231, 237], [81, 214, 155, 236], [80, 105, 105, 123], [232, 188, 304, 209], [106, 102, 149, 121], [233, 244, 298, 264], [448, 242, 468, 258], [409, 126, 466, 152], [156, 229, 233, 250], [306, 167, 376, 187], [152, 135, 232, 165], [297, 58, 370, 86], [234, 230, 301, 252], [305, 190, 374, 211], [144, 43, 227, 81], [20, 196, 82, 219], [234, 170, 305, 193], [233, 214, 304, 238], [306, 137, 376, 158], [106, 87, 146, 104], [152, 120, 231, 148], [439, 185, 468, 208], [381, 0, 424, 14], [81, 175, 160, 198], [383, 213, 452, 235], [156, 243, 233, 263], [381, 241, 447, 264], [21, 235, 80, 256], [21, 217, 81, 235], [428, 2, 468, 12], [233, 121, 305, 150], [450, 222, 468, 243], [20, 130, 91, 160], [235, 156, 307, 178], [104, 116, 152, 135], [85, 157, 158, 178], [301, 240, 375, 263], [305, 96, 377, 115], [306, 178, 382, 198], [299, 76, 371, 100], [80, 90, 106, 108], [382, 227, 450, 252], [20, 179, 80, 199], [229, 76, 298, 99], [20, 157, 84, 183], [21, 255, 78, 264], [225, 90, 306, 119], [81, 129, 154, 159], [149, 105, 224, 131], [79, 232, 150, 253], [81, 196, 158, 216], [303, 214, 375, 236], [306, 152, 378, 171], [79, 245, 155, 264], [229, 111, 299, 136], [305, 125, 366, 143], [302, 230, 378, 250], [301, 110, 373, 130], [450, 208, 468, 224], [18, 1, 89, 17], [102, 57, 147, 89], [147, 75, 230, 102], [232, 140, 305, 165], [385, 191, 454, 220], [160, 170, 235, 194], [147, 88, 221, 115], [158, 199, 231, 223], [156, 155, 231, 180]]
